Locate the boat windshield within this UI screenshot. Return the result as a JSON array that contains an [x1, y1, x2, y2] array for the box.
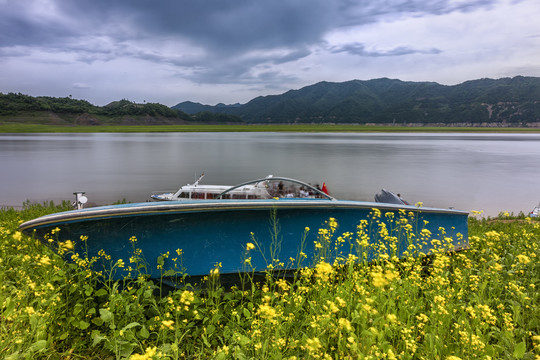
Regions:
[[217, 177, 335, 200]]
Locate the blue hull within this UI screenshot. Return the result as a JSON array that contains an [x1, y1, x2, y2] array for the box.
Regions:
[[20, 199, 468, 280]]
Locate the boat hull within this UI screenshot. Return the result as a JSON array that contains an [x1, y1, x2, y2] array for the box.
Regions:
[[20, 199, 468, 280]]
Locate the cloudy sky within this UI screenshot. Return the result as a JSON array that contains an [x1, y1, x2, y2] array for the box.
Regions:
[[1, 0, 539, 107]]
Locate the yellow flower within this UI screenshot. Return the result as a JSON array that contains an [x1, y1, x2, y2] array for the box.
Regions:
[[315, 261, 333, 280], [257, 304, 277, 321], [161, 320, 175, 330], [180, 290, 195, 305], [130, 346, 157, 360], [210, 268, 220, 277], [305, 337, 322, 353], [338, 318, 352, 331], [517, 254, 531, 265], [12, 231, 22, 241], [326, 300, 339, 313], [39, 255, 51, 266], [328, 217, 338, 231], [371, 271, 387, 287], [246, 242, 255, 250]]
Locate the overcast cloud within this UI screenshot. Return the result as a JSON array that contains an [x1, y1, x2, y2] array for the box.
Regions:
[[1, 0, 539, 106]]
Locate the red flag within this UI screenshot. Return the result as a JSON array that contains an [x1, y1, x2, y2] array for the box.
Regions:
[[321, 182, 329, 195]]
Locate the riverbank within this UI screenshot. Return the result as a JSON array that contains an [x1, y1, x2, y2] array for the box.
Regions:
[[1, 203, 539, 359], [3, 123, 540, 133]]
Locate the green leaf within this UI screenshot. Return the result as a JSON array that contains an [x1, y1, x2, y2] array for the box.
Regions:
[[157, 255, 164, 266], [29, 340, 47, 352], [201, 335, 211, 347], [92, 334, 106, 347], [513, 342, 526, 359], [237, 334, 251, 346], [243, 308, 251, 319], [215, 352, 227, 360], [2, 297, 15, 317], [79, 320, 90, 330], [122, 322, 140, 331], [73, 303, 84, 316], [84, 284, 93, 296], [163, 269, 177, 277], [138, 326, 150, 339], [95, 288, 108, 297], [99, 308, 113, 323]]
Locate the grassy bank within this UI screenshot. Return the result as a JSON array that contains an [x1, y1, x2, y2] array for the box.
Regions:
[[3, 123, 540, 133], [1, 203, 539, 359]]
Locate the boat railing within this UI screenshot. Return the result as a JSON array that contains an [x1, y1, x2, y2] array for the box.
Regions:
[[216, 176, 336, 201]]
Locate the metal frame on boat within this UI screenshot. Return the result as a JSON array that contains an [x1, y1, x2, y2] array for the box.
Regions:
[[530, 202, 540, 217], [151, 174, 276, 201]]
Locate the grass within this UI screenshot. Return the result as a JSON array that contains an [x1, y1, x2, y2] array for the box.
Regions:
[[1, 203, 539, 359], [2, 123, 540, 133]]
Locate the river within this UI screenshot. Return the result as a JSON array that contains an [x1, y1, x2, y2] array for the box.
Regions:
[[1, 132, 539, 216]]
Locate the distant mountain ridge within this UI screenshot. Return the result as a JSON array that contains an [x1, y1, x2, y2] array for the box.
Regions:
[[172, 76, 540, 125], [175, 101, 242, 114], [0, 95, 243, 125]]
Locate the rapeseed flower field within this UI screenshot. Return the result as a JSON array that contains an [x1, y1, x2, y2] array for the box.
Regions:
[[0, 202, 539, 359]]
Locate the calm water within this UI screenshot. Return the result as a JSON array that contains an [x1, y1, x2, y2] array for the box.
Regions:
[[1, 132, 539, 216]]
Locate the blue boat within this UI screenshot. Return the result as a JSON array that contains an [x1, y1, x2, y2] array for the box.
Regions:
[[19, 177, 468, 281]]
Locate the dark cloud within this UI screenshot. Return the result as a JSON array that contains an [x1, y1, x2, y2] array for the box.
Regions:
[[0, 5, 75, 48], [54, 0, 335, 56], [331, 43, 442, 57], [1, 0, 496, 53], [1, 0, 519, 105]]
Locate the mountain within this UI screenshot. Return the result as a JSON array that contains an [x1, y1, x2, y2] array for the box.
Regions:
[[171, 101, 242, 114], [3, 76, 540, 127], [0, 94, 243, 125], [173, 76, 540, 125]]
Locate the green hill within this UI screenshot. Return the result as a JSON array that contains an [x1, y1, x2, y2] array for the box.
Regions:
[[0, 94, 243, 126], [173, 76, 540, 125], [3, 76, 540, 126]]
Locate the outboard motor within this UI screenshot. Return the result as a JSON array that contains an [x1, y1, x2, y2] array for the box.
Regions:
[[375, 189, 407, 205]]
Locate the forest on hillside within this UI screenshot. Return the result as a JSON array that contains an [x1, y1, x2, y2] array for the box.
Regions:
[[3, 76, 540, 126], [0, 93, 243, 125], [173, 76, 540, 125]]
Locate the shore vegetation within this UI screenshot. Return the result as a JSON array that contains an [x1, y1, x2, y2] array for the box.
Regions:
[[1, 203, 539, 359], [2, 123, 540, 133]]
